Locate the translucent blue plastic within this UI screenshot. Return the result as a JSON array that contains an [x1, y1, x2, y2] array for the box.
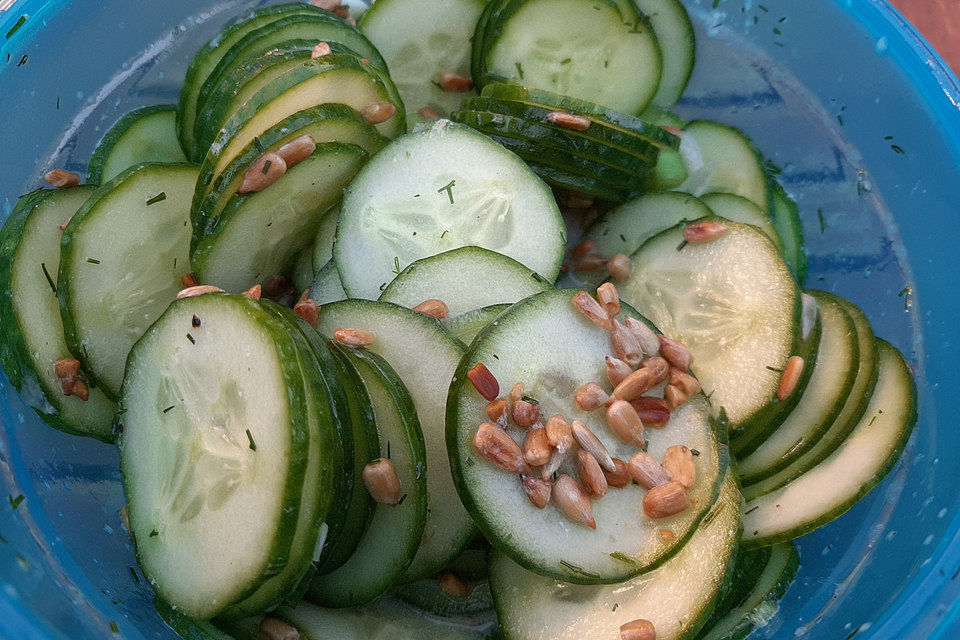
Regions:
[[0, 0, 958, 638]]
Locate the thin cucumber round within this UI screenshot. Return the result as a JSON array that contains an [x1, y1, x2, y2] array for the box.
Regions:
[[447, 289, 728, 583], [699, 192, 785, 256], [675, 121, 768, 211], [618, 219, 801, 436], [311, 205, 340, 273], [154, 598, 235, 640], [489, 473, 741, 640], [88, 106, 186, 184], [316, 299, 472, 581], [310, 261, 348, 306], [0, 188, 116, 441], [58, 163, 199, 398], [768, 179, 808, 284], [742, 340, 916, 547], [393, 577, 493, 618], [307, 347, 428, 607], [635, 0, 695, 108], [526, 163, 631, 202], [736, 292, 860, 484], [334, 120, 566, 299], [445, 304, 510, 345], [291, 245, 315, 294], [378, 246, 552, 319], [119, 293, 310, 619], [741, 297, 879, 499], [192, 142, 367, 293]]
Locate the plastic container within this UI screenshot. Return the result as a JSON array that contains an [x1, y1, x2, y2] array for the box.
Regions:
[[0, 0, 958, 638]]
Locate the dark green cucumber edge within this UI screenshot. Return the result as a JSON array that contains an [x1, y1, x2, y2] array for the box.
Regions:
[[88, 105, 179, 185]]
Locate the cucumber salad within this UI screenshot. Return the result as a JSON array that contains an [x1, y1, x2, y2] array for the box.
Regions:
[[0, 0, 917, 639]]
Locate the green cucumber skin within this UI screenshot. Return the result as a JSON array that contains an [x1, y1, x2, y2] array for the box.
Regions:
[[526, 163, 632, 202], [118, 293, 311, 618], [393, 578, 494, 618], [470, 0, 499, 83], [57, 163, 198, 401], [177, 2, 323, 161], [88, 105, 183, 185], [768, 179, 808, 285], [0, 188, 116, 442], [154, 598, 235, 640], [635, 0, 696, 108]]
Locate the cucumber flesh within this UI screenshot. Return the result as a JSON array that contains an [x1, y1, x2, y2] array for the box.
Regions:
[[489, 473, 741, 640], [444, 304, 510, 345], [742, 340, 916, 547], [307, 347, 428, 607], [119, 293, 310, 619], [635, 0, 695, 108], [737, 292, 859, 484], [291, 245, 315, 294], [311, 205, 340, 273], [393, 577, 493, 618], [618, 219, 799, 435], [88, 106, 186, 184], [316, 300, 472, 581], [447, 289, 727, 583], [310, 261, 348, 306], [378, 246, 552, 319], [768, 180, 807, 284], [0, 188, 116, 441], [675, 121, 768, 212], [698, 193, 785, 256], [58, 164, 199, 397], [334, 120, 566, 300], [154, 598, 235, 640]]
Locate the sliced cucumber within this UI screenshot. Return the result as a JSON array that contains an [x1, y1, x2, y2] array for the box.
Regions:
[[177, 2, 323, 161], [310, 261, 348, 306], [675, 121, 768, 211], [635, 0, 695, 108], [698, 192, 785, 256], [447, 289, 727, 583], [88, 106, 186, 184], [489, 472, 741, 640], [618, 219, 800, 435], [379, 247, 552, 318], [119, 293, 310, 619], [291, 245, 315, 294], [697, 544, 799, 640], [59, 163, 199, 398], [736, 292, 859, 484], [742, 340, 916, 547], [527, 163, 631, 202], [193, 105, 385, 232], [307, 347, 428, 607], [768, 180, 807, 284], [0, 188, 116, 441], [311, 205, 340, 273], [480, 0, 662, 115], [316, 300, 472, 581], [393, 577, 493, 618], [334, 120, 566, 300], [741, 297, 879, 499], [578, 191, 713, 289], [445, 304, 510, 345], [193, 143, 367, 293], [359, 0, 487, 125], [154, 598, 236, 640]]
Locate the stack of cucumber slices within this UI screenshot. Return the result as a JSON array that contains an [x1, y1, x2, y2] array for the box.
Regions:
[[0, 0, 918, 639]]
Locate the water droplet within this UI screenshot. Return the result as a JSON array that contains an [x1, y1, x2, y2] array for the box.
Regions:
[[923, 534, 934, 546], [875, 37, 888, 54], [886, 530, 897, 541], [938, 508, 948, 518], [103, 525, 113, 535], [16, 413, 24, 424]]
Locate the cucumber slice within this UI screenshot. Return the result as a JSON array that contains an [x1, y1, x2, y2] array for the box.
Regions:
[[193, 105, 385, 232], [445, 304, 510, 345], [379, 247, 552, 319], [696, 544, 799, 640], [741, 297, 879, 499], [310, 261, 348, 306], [736, 292, 859, 484], [119, 293, 310, 619], [579, 192, 714, 289], [193, 142, 367, 293], [742, 340, 916, 547], [0, 188, 116, 441], [635, 0, 695, 108], [698, 193, 785, 256], [393, 578, 493, 618], [480, 0, 662, 115], [334, 120, 566, 299], [619, 219, 802, 436], [59, 163, 199, 398], [675, 121, 768, 211], [291, 245, 315, 294], [639, 107, 686, 129], [447, 289, 727, 583], [88, 106, 186, 184], [154, 598, 235, 640], [768, 180, 807, 284], [314, 342, 378, 575], [489, 473, 741, 640], [177, 2, 323, 161], [359, 0, 487, 125], [527, 163, 631, 202], [311, 205, 340, 273], [316, 300, 472, 581], [307, 347, 428, 607]]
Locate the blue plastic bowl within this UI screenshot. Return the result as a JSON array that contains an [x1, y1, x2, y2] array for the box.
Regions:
[[0, 0, 958, 638]]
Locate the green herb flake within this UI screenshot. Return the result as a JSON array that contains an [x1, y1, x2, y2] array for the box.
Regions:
[[612, 603, 619, 612], [744, 505, 760, 515], [392, 256, 401, 275], [397, 493, 408, 506], [149, 529, 158, 537], [560, 58, 571, 65], [765, 365, 783, 373], [162, 405, 175, 414], [86, 258, 100, 265], [773, 27, 782, 35], [146, 191, 166, 206], [515, 62, 524, 78], [17, 54, 27, 67], [128, 566, 140, 583], [608, 552, 640, 566], [691, 449, 700, 456], [110, 621, 120, 634], [521, 395, 540, 405], [56, 96, 60, 110], [465, 457, 474, 467], [8, 494, 24, 510], [186, 333, 196, 345], [437, 179, 456, 204], [40, 262, 57, 293], [261, 159, 272, 175], [387, 440, 392, 459], [818, 208, 827, 233], [891, 144, 905, 155], [5, 15, 28, 39], [712, 0, 721, 8], [559, 560, 601, 579], [246, 429, 257, 451], [676, 239, 688, 252], [254, 136, 264, 153], [440, 229, 449, 239], [898, 285, 914, 310], [701, 503, 724, 527], [532, 272, 549, 284]]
